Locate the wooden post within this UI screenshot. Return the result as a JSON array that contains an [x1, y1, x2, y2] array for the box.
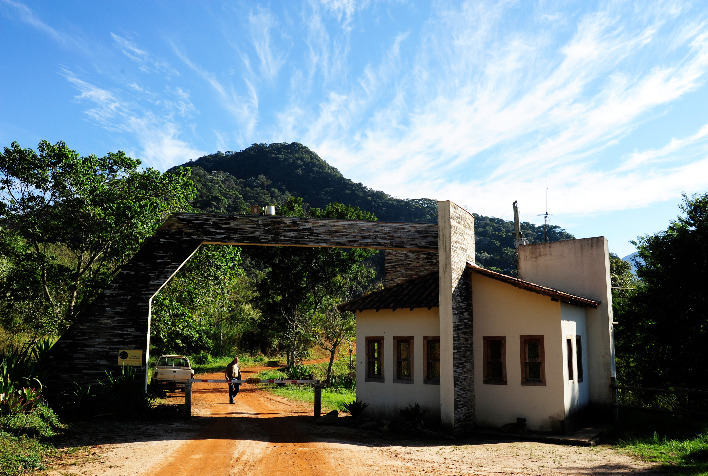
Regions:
[[314, 383, 322, 418], [184, 380, 192, 419], [611, 377, 619, 426]]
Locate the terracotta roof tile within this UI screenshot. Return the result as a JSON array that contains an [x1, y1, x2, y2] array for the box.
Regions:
[[338, 271, 438, 312]]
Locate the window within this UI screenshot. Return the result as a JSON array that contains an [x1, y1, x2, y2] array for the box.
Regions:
[[567, 338, 574, 381], [576, 335, 583, 382], [424, 337, 440, 384], [483, 336, 507, 384], [520, 335, 545, 385], [394, 336, 413, 382], [366, 337, 384, 382]]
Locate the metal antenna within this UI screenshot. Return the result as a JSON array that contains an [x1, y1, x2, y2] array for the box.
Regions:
[[537, 179, 551, 243]]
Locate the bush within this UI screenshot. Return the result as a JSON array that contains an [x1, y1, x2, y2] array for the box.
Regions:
[[64, 366, 153, 419], [400, 403, 428, 427], [285, 364, 312, 380], [0, 400, 63, 439], [342, 399, 368, 418]]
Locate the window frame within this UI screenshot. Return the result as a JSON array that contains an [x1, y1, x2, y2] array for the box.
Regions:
[[483, 336, 507, 385], [566, 337, 574, 381], [393, 336, 414, 383], [423, 336, 440, 384], [365, 336, 384, 382], [576, 335, 584, 383], [520, 335, 546, 386]]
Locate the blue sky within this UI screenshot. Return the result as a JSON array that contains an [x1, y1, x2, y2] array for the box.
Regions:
[[2, 1, 708, 258]]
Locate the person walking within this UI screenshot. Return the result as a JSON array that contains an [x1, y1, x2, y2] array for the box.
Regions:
[[225, 356, 241, 404]]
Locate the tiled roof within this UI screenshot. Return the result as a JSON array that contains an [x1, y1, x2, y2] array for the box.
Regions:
[[338, 264, 601, 313], [338, 271, 438, 312], [467, 264, 600, 308]]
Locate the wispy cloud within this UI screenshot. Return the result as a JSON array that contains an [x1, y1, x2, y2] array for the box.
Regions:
[[292, 0, 708, 220], [62, 69, 204, 170], [171, 43, 258, 140], [0, 0, 90, 54], [111, 33, 178, 77]]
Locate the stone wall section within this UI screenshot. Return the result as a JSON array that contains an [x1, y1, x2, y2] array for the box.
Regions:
[[384, 249, 438, 286], [449, 204, 476, 431], [45, 213, 439, 397]]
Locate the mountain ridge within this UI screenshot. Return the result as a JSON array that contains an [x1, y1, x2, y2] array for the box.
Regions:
[[172, 142, 574, 274]]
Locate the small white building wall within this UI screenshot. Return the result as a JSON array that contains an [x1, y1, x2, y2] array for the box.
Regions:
[[471, 274, 566, 431], [518, 237, 615, 406], [561, 304, 590, 417], [356, 308, 441, 420]]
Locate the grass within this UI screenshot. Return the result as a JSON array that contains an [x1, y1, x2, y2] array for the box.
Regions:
[[608, 409, 708, 474], [262, 384, 356, 414], [0, 401, 64, 475]]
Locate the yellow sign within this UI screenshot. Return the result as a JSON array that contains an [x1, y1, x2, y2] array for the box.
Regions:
[[118, 349, 143, 366]]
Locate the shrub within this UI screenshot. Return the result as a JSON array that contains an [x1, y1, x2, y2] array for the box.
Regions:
[[285, 364, 312, 380], [0, 400, 63, 439], [342, 399, 368, 418], [400, 403, 428, 427]]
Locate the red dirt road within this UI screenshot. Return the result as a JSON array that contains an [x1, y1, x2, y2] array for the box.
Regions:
[[48, 366, 661, 475], [148, 367, 342, 476]]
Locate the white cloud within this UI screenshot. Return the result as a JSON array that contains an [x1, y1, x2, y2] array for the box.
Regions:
[[0, 0, 91, 54], [62, 69, 204, 170]]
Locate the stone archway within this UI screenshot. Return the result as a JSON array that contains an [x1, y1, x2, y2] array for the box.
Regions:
[[45, 202, 475, 432], [45, 213, 438, 391]]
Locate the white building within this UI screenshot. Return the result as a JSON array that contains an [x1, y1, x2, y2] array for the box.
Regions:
[[340, 201, 615, 433]]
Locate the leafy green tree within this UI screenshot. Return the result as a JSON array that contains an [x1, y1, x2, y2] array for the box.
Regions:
[[615, 193, 708, 389], [313, 264, 375, 382], [0, 140, 195, 335], [151, 245, 259, 356], [247, 197, 377, 366]]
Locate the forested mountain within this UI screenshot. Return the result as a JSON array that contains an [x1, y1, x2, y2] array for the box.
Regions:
[[174, 142, 573, 274]]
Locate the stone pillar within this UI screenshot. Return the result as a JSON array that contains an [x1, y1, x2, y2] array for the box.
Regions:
[[438, 201, 476, 432]]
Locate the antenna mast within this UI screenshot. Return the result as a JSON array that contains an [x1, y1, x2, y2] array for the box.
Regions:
[[543, 182, 549, 242]]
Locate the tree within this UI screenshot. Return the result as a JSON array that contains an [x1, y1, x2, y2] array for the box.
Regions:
[[0, 140, 195, 335], [615, 193, 708, 389], [313, 264, 375, 383], [247, 197, 377, 366], [151, 244, 260, 356]]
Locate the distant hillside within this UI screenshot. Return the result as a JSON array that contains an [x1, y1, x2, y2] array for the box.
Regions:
[[173, 142, 573, 274]]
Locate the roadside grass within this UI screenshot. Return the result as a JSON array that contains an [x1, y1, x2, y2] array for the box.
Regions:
[[259, 384, 356, 414], [609, 410, 708, 474], [191, 354, 277, 375], [0, 401, 64, 475], [254, 357, 357, 413]]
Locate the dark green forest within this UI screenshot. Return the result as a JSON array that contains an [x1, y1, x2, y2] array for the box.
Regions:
[[177, 142, 574, 274]]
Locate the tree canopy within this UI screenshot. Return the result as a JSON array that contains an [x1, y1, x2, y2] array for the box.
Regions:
[[615, 193, 708, 389], [0, 140, 195, 337]]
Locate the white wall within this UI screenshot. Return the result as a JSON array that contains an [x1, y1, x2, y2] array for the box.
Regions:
[[518, 237, 615, 406], [356, 308, 441, 420], [561, 304, 590, 416], [472, 274, 566, 431]]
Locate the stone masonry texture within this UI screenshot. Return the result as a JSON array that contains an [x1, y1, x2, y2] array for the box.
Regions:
[[44, 213, 438, 398]]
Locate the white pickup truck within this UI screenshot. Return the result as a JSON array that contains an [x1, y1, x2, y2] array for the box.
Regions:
[[152, 355, 195, 393]]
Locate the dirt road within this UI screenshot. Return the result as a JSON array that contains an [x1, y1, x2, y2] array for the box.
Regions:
[[49, 366, 661, 475]]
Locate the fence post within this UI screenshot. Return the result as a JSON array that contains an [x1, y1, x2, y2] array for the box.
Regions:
[[314, 382, 322, 418], [611, 377, 619, 426], [184, 380, 192, 419]]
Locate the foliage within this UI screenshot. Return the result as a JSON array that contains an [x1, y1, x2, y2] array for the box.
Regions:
[[615, 193, 708, 390], [0, 432, 54, 475], [183, 142, 575, 275], [245, 197, 378, 366], [342, 399, 368, 418], [64, 366, 153, 418], [0, 140, 195, 335], [610, 413, 708, 474], [151, 245, 260, 356], [0, 400, 63, 439], [399, 402, 429, 427]]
